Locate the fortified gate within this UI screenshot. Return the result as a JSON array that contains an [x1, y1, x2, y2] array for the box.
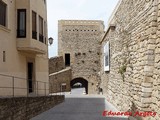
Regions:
[[58, 20, 104, 94]]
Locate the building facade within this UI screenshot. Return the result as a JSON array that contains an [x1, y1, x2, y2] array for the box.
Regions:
[[49, 56, 72, 93], [0, 0, 49, 96], [58, 20, 104, 94], [100, 0, 160, 120]]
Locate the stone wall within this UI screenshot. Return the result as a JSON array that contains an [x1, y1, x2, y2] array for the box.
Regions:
[[49, 56, 65, 74], [58, 20, 104, 94], [0, 95, 64, 120], [151, 0, 160, 119], [101, 0, 160, 120], [49, 68, 72, 93]]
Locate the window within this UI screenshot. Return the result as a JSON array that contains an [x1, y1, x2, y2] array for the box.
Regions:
[[17, 9, 26, 38], [0, 1, 6, 26], [39, 16, 43, 42], [61, 83, 67, 92], [3, 51, 6, 62], [32, 11, 37, 39], [65, 53, 70, 66], [44, 21, 47, 44], [104, 42, 110, 71]]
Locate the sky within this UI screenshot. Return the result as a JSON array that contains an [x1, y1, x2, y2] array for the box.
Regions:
[[47, 0, 119, 58]]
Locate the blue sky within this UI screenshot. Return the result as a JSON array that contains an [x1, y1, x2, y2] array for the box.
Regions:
[[47, 0, 119, 57]]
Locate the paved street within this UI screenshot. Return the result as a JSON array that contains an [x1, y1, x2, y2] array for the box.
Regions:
[[31, 88, 128, 120]]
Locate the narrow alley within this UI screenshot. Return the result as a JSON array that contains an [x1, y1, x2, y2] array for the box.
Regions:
[[31, 88, 128, 120]]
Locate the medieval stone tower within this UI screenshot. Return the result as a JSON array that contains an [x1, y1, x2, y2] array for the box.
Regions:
[[58, 20, 104, 94]]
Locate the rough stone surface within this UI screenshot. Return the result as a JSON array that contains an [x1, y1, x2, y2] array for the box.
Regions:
[[0, 95, 64, 120], [101, 0, 160, 120], [49, 56, 72, 93], [58, 20, 104, 94], [49, 56, 65, 74], [49, 68, 72, 93]]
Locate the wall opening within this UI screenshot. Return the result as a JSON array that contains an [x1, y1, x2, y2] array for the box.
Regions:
[[70, 78, 88, 94], [27, 62, 34, 93], [3, 51, 5, 62], [61, 83, 67, 92], [65, 53, 70, 66]]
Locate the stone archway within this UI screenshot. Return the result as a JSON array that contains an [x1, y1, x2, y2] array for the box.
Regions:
[[70, 78, 88, 94]]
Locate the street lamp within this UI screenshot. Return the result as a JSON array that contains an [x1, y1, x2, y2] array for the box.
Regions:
[[48, 37, 54, 46]]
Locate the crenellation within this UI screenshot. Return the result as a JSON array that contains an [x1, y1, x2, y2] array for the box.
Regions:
[[59, 20, 104, 26]]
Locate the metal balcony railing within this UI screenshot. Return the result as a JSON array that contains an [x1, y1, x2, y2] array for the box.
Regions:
[[32, 31, 37, 40], [39, 34, 44, 43], [17, 29, 26, 38]]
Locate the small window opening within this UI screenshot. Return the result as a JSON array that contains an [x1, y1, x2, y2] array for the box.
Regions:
[[65, 53, 70, 66], [3, 51, 5, 62]]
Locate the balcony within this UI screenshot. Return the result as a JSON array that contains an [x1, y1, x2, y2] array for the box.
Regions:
[[17, 38, 47, 54]]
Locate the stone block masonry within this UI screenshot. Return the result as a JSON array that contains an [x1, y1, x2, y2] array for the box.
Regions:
[[100, 0, 160, 120], [49, 56, 65, 74], [49, 67, 72, 93], [49, 56, 72, 93], [0, 95, 64, 120]]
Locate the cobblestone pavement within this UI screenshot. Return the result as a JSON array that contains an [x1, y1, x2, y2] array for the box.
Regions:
[[31, 88, 128, 120]]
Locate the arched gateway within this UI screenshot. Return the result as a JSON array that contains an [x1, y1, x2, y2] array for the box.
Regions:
[[70, 78, 88, 94]]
